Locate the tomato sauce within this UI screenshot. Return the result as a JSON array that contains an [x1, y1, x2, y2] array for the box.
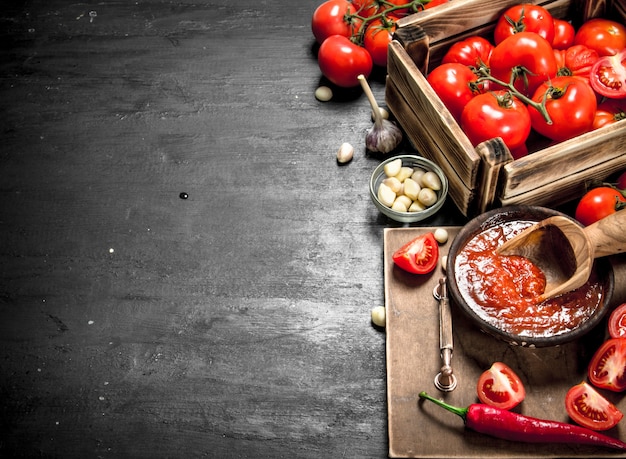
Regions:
[[454, 220, 605, 337]]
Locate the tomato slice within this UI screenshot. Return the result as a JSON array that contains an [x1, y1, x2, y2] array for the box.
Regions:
[[590, 50, 626, 99], [565, 382, 623, 431], [392, 232, 439, 275], [476, 362, 526, 410], [588, 338, 626, 392], [609, 303, 626, 338]]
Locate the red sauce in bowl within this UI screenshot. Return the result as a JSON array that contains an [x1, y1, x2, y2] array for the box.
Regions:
[[454, 220, 605, 338]]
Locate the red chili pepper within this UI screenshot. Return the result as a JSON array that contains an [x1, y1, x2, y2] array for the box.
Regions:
[[419, 391, 626, 450]]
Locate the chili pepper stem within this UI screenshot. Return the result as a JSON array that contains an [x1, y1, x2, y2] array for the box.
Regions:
[[419, 391, 468, 420]]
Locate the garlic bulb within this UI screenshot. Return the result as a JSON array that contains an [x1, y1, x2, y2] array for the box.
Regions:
[[358, 75, 402, 154]]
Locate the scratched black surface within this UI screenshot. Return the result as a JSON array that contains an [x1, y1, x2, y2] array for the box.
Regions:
[[0, 1, 470, 458]]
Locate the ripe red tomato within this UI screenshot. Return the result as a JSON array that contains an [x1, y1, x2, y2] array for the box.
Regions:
[[528, 76, 597, 142], [489, 32, 558, 97], [565, 382, 624, 431], [574, 18, 626, 57], [311, 0, 360, 45], [554, 45, 599, 80], [575, 187, 626, 226], [590, 50, 626, 99], [427, 63, 481, 121], [317, 35, 373, 88], [588, 337, 626, 392], [363, 19, 396, 67], [392, 232, 439, 275], [442, 36, 494, 67], [476, 362, 526, 410], [460, 90, 531, 151], [552, 18, 575, 50], [609, 303, 626, 338], [493, 4, 555, 45], [593, 99, 626, 130]]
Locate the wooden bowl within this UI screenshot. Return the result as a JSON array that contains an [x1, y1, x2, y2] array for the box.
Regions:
[[446, 206, 615, 347]]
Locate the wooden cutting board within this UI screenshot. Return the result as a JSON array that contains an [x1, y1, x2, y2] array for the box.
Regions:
[[384, 227, 626, 458]]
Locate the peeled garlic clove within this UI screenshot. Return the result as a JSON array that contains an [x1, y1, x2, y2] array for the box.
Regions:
[[403, 178, 421, 201], [336, 142, 354, 164], [420, 171, 442, 191], [382, 176, 402, 194], [377, 182, 396, 207], [418, 187, 438, 207], [408, 200, 426, 212], [371, 306, 386, 327], [383, 158, 402, 177]]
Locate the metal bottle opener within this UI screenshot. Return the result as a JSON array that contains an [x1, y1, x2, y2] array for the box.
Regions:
[[433, 276, 457, 392]]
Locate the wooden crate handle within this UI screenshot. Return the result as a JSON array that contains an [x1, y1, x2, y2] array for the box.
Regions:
[[392, 25, 429, 75], [473, 138, 513, 215]]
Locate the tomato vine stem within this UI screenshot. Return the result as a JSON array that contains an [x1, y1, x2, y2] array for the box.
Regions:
[[472, 63, 553, 125], [346, 0, 434, 45]]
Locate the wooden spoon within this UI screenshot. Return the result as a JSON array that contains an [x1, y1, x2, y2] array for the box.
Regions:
[[497, 211, 626, 301]]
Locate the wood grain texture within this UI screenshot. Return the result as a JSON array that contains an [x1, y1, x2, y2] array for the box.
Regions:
[[0, 1, 467, 458]]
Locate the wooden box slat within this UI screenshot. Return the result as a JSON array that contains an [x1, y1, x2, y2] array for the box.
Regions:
[[386, 0, 626, 217]]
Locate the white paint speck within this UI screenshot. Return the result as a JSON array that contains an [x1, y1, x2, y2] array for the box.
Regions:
[[109, 248, 114, 253], [88, 320, 94, 325]]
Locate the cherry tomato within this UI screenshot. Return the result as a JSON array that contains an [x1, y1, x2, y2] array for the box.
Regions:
[[574, 187, 626, 226], [476, 362, 526, 410], [593, 99, 626, 130], [427, 63, 481, 121], [574, 18, 626, 57], [392, 232, 439, 275], [311, 0, 360, 45], [590, 50, 626, 99], [489, 32, 558, 97], [442, 36, 494, 67], [363, 19, 396, 67], [493, 4, 555, 45], [609, 303, 626, 338], [461, 90, 531, 151], [588, 337, 626, 392], [565, 382, 624, 431], [528, 76, 597, 142], [552, 18, 575, 50], [554, 44, 599, 80], [318, 35, 373, 88]]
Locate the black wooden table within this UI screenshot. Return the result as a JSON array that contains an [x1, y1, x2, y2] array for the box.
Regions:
[[0, 1, 466, 457]]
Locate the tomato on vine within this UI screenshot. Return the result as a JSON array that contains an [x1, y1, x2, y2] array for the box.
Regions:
[[528, 76, 597, 142], [311, 0, 361, 45], [363, 18, 396, 67], [493, 4, 555, 45], [489, 32, 558, 97], [318, 35, 373, 87], [460, 90, 531, 153], [427, 63, 482, 121]]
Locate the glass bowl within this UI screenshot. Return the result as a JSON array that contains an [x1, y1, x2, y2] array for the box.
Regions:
[[369, 155, 448, 223]]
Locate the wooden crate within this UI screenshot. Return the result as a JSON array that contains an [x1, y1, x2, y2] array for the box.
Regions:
[[386, 0, 626, 217]]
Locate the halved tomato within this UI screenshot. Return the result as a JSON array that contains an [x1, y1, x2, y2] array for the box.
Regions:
[[477, 362, 526, 410], [588, 338, 626, 392], [565, 381, 623, 431], [590, 49, 626, 99], [609, 303, 626, 338], [392, 232, 439, 275]]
